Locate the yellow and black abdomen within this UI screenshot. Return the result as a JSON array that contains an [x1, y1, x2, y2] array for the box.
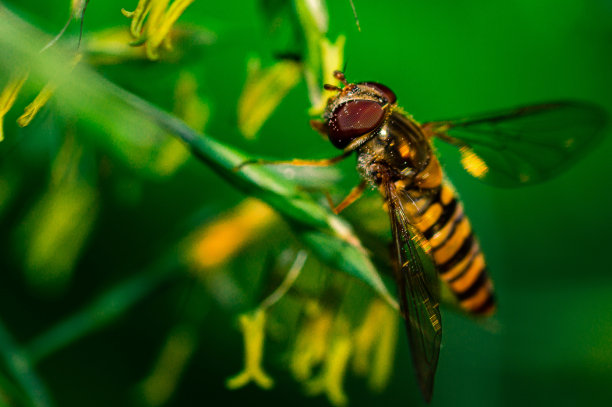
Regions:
[[411, 182, 496, 315]]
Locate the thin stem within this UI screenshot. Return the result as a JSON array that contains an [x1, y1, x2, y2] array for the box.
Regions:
[[0, 320, 53, 407], [260, 251, 308, 310], [26, 253, 180, 363]]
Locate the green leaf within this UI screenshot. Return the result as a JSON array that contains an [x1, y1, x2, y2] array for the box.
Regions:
[[0, 8, 397, 309]]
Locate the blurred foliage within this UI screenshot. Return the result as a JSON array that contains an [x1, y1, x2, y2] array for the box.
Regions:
[[0, 1, 611, 407], [238, 57, 301, 139]]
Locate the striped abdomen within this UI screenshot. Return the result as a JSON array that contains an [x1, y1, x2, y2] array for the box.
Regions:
[[405, 181, 496, 315]]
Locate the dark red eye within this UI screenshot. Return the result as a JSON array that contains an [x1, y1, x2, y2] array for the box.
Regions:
[[359, 82, 397, 104], [328, 100, 385, 149]]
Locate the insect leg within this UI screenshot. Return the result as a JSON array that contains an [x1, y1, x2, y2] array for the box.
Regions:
[[234, 151, 351, 171], [309, 119, 329, 138], [326, 180, 367, 214]]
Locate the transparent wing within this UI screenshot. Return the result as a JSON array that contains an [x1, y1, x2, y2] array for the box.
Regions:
[[384, 179, 442, 403], [425, 101, 607, 187]]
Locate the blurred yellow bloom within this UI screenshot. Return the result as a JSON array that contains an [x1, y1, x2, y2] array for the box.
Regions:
[[0, 54, 82, 140], [0, 71, 28, 141], [152, 71, 209, 176], [139, 325, 198, 407], [352, 299, 398, 391], [238, 58, 301, 139], [1, 6, 85, 137], [85, 28, 153, 64], [17, 54, 82, 128], [122, 0, 194, 60], [226, 310, 274, 390], [173, 71, 209, 132], [305, 318, 352, 407], [85, 26, 214, 65], [16, 83, 55, 127], [18, 134, 99, 292], [186, 199, 276, 272], [290, 301, 333, 381], [289, 298, 398, 404]]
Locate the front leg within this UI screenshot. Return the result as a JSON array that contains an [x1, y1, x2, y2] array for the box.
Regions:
[[234, 116, 341, 171], [326, 180, 367, 214], [234, 150, 365, 213], [234, 151, 351, 171]]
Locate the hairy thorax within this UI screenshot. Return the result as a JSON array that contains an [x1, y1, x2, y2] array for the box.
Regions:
[[355, 109, 440, 190]]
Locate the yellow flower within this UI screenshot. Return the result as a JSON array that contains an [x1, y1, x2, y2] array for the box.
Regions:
[[16, 54, 82, 129], [238, 58, 301, 139], [122, 0, 195, 60], [305, 317, 353, 407], [226, 310, 274, 390], [0, 54, 83, 141], [185, 199, 276, 272], [352, 299, 398, 391], [152, 71, 209, 176], [139, 325, 198, 407], [16, 83, 56, 128], [0, 71, 29, 141], [310, 35, 345, 115], [290, 301, 333, 381]]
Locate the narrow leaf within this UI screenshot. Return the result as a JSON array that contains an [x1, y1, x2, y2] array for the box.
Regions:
[[0, 9, 397, 310]]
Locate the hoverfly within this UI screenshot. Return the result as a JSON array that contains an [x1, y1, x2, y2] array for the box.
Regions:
[[241, 71, 607, 402]]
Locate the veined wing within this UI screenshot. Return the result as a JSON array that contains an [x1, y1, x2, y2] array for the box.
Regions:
[[425, 102, 607, 187], [383, 176, 442, 403]]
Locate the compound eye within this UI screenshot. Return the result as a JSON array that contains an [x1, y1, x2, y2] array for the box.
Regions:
[[328, 100, 385, 149], [359, 82, 397, 104]]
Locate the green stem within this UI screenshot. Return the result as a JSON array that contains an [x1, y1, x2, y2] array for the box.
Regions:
[[0, 320, 53, 407], [0, 371, 31, 407], [26, 254, 180, 363]]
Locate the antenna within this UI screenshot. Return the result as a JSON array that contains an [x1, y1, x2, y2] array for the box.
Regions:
[[349, 0, 361, 32]]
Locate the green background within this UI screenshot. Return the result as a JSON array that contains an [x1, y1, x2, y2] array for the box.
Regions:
[[1, 0, 611, 406]]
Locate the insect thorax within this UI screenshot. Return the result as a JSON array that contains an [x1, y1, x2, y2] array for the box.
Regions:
[[356, 112, 434, 189]]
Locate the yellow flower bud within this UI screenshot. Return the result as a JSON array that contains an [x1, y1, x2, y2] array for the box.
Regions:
[[17, 83, 55, 128], [226, 310, 274, 390], [305, 326, 352, 407], [352, 299, 398, 391], [0, 71, 29, 141], [122, 0, 194, 60], [290, 303, 333, 381]]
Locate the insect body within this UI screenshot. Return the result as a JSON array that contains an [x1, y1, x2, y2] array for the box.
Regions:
[[332, 91, 496, 317], [244, 71, 607, 403], [313, 71, 606, 402]]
